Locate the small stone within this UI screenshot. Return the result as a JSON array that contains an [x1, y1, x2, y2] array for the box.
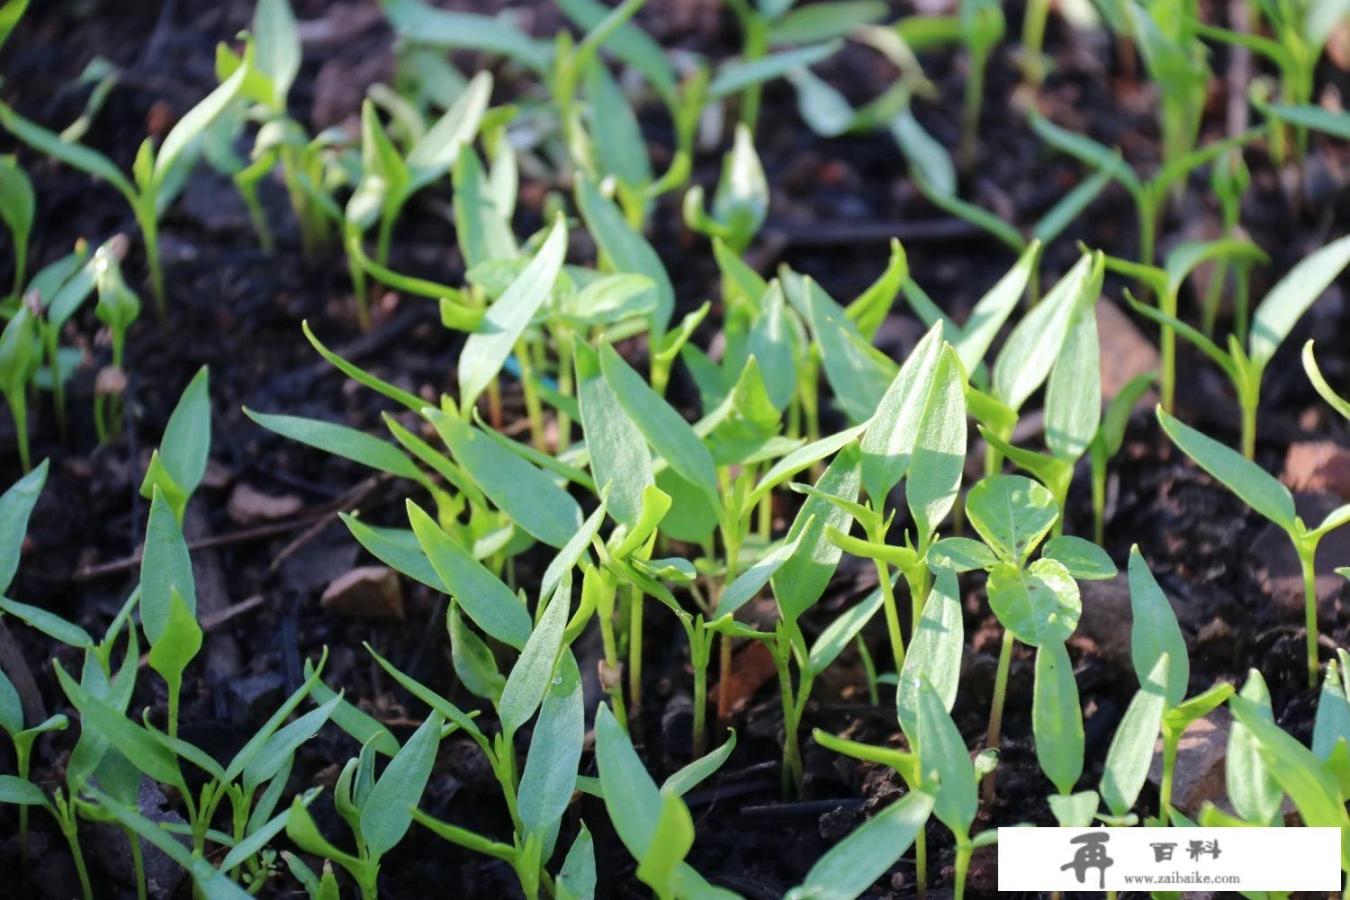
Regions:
[[1148, 708, 1231, 816], [227, 482, 304, 524], [1097, 299, 1160, 402], [1282, 442, 1350, 500], [321, 566, 405, 620]]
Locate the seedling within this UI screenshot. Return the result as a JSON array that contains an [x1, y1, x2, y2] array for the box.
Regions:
[[1133, 235, 1350, 457], [1087, 373, 1155, 544], [29, 241, 96, 439], [0, 299, 39, 470], [683, 124, 769, 253], [1126, 0, 1209, 170], [1159, 407, 1348, 687], [0, 154, 33, 299], [957, 0, 1004, 167], [91, 236, 141, 444], [0, 41, 255, 313]]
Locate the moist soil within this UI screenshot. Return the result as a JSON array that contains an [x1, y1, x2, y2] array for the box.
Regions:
[[1, 1, 1348, 898]]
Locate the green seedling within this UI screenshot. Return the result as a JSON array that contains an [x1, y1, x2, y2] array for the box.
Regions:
[[1029, 109, 1259, 270], [1200, 149, 1252, 338], [929, 473, 1116, 795], [1304, 340, 1350, 420], [90, 236, 141, 444], [1159, 407, 1348, 687], [957, 0, 1004, 168], [1088, 373, 1155, 544], [683, 123, 769, 253], [1133, 235, 1350, 457], [0, 299, 40, 470], [28, 241, 96, 439], [1102, 236, 1269, 414], [1019, 0, 1051, 86], [1127, 0, 1209, 170], [0, 154, 33, 299], [0, 43, 255, 314]]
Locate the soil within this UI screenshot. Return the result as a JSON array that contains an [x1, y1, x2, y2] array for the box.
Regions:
[[1, 1, 1348, 898]]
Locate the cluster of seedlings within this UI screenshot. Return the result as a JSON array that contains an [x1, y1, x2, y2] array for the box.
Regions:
[[1, 0, 1349, 896]]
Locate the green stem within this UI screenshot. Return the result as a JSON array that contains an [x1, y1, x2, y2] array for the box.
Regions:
[[983, 629, 1016, 802], [62, 815, 94, 900], [954, 841, 973, 900], [866, 516, 906, 674], [596, 574, 628, 729], [1090, 448, 1107, 546], [773, 635, 802, 796], [628, 584, 644, 716], [915, 827, 928, 900], [1300, 543, 1320, 689], [856, 634, 879, 706], [136, 205, 166, 319], [1160, 289, 1177, 414], [555, 330, 574, 451], [1240, 397, 1257, 460], [124, 824, 149, 900], [516, 339, 546, 452], [1020, 0, 1051, 87], [7, 387, 28, 472], [44, 326, 67, 441], [1158, 729, 1178, 824], [692, 629, 709, 758], [960, 50, 988, 169]]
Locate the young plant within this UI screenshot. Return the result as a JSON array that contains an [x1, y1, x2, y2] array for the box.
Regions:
[[91, 236, 141, 443], [29, 241, 97, 439], [929, 473, 1116, 787], [0, 43, 255, 313], [1087, 372, 1155, 543], [1133, 234, 1350, 457], [957, 0, 1005, 168], [683, 124, 769, 254], [0, 299, 40, 470], [1159, 407, 1348, 687], [0, 154, 33, 299], [1126, 0, 1209, 170]]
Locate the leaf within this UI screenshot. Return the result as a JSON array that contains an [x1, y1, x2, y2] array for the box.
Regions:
[[662, 730, 737, 796], [747, 284, 797, 410], [1250, 235, 1350, 368], [992, 251, 1101, 412], [541, 496, 608, 601], [917, 678, 977, 838], [806, 585, 884, 676], [0, 156, 32, 280], [458, 215, 567, 412], [0, 101, 136, 200], [453, 148, 517, 268], [245, 409, 424, 482], [448, 604, 506, 702], [303, 660, 399, 756], [859, 322, 943, 502], [927, 536, 1000, 573], [576, 176, 674, 333], [1047, 790, 1099, 827], [406, 72, 492, 188], [147, 588, 202, 692], [142, 366, 210, 507], [890, 109, 955, 197], [965, 474, 1058, 564], [360, 711, 444, 860], [140, 488, 197, 645], [341, 516, 445, 591], [557, 824, 597, 900], [987, 558, 1081, 647], [1314, 654, 1350, 762], [1263, 103, 1350, 141], [1100, 653, 1169, 817], [1044, 300, 1101, 461], [952, 241, 1040, 372], [576, 343, 653, 527], [635, 791, 695, 895], [428, 410, 583, 549], [773, 445, 862, 623], [716, 529, 808, 619], [254, 0, 300, 106], [0, 459, 46, 594], [897, 569, 964, 742], [381, 0, 550, 71], [1227, 669, 1282, 825], [1304, 341, 1350, 420], [907, 345, 967, 541], [709, 42, 840, 98], [558, 0, 676, 101], [1040, 536, 1116, 580], [785, 789, 932, 900], [243, 696, 340, 793], [807, 279, 896, 424], [0, 774, 48, 807], [712, 124, 768, 248], [363, 647, 483, 747], [788, 68, 856, 138], [518, 652, 584, 843], [1157, 407, 1297, 533], [153, 49, 251, 186], [1027, 110, 1140, 193], [1126, 545, 1189, 708], [598, 343, 718, 505], [1033, 640, 1083, 795], [407, 501, 531, 649], [0, 598, 92, 648], [750, 422, 868, 505], [497, 581, 570, 736]]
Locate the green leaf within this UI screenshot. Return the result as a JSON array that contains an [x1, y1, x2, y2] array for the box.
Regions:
[[243, 696, 340, 794], [992, 251, 1101, 412], [1304, 341, 1350, 420], [712, 124, 768, 249], [715, 529, 808, 620], [927, 536, 1000, 573], [785, 789, 932, 900], [788, 67, 856, 138], [453, 148, 518, 268], [1045, 300, 1100, 461], [0, 598, 92, 648], [363, 646, 483, 748], [709, 41, 840, 98], [635, 791, 695, 895], [541, 496, 608, 601], [987, 558, 1081, 647], [153, 47, 252, 186], [1047, 790, 1099, 827], [407, 501, 531, 649], [1127, 546, 1189, 708], [1157, 407, 1297, 533], [245, 408, 424, 482], [382, 0, 550, 71], [561, 0, 676, 101], [0, 668, 20, 736], [341, 516, 445, 591], [806, 585, 884, 676], [304, 659, 400, 756], [773, 445, 862, 623], [1263, 103, 1350, 140], [0, 774, 48, 807], [518, 652, 584, 843], [0, 459, 46, 595], [0, 101, 136, 200], [750, 422, 868, 506], [1226, 669, 1282, 824], [557, 824, 597, 900], [303, 321, 425, 414], [951, 242, 1040, 372], [1040, 536, 1116, 580], [1027, 109, 1140, 193], [254, 0, 301, 106], [662, 730, 737, 796], [448, 604, 506, 702], [965, 474, 1058, 564], [898, 569, 964, 743], [406, 72, 492, 188], [891, 109, 955, 197], [1033, 640, 1084, 795], [360, 711, 444, 860], [458, 215, 567, 413], [859, 322, 943, 502], [917, 678, 977, 838], [808, 279, 896, 424], [907, 345, 967, 540], [576, 175, 674, 333], [0, 156, 32, 283], [1249, 235, 1350, 368], [1100, 653, 1169, 817], [141, 366, 210, 510], [576, 342, 653, 527], [428, 410, 583, 549], [1314, 654, 1350, 762], [147, 587, 201, 691], [0, 0, 29, 54], [139, 488, 196, 645], [598, 343, 718, 505], [497, 581, 569, 736], [770, 0, 886, 43]]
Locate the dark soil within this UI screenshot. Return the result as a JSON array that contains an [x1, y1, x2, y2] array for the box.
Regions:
[[1, 1, 1348, 898]]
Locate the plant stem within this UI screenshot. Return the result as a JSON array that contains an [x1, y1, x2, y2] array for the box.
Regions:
[[63, 818, 94, 900], [692, 630, 709, 758], [136, 205, 166, 319], [628, 584, 644, 716], [773, 633, 802, 796], [954, 841, 973, 900], [596, 574, 628, 729], [515, 340, 546, 452], [7, 387, 28, 471], [124, 824, 148, 900], [1091, 450, 1106, 546], [1158, 729, 1178, 825], [1019, 0, 1050, 87], [1240, 399, 1257, 460], [1160, 289, 1177, 413], [867, 517, 905, 674], [915, 828, 928, 900], [960, 50, 988, 169], [856, 634, 879, 706], [1300, 543, 1320, 689], [983, 629, 1015, 803]]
